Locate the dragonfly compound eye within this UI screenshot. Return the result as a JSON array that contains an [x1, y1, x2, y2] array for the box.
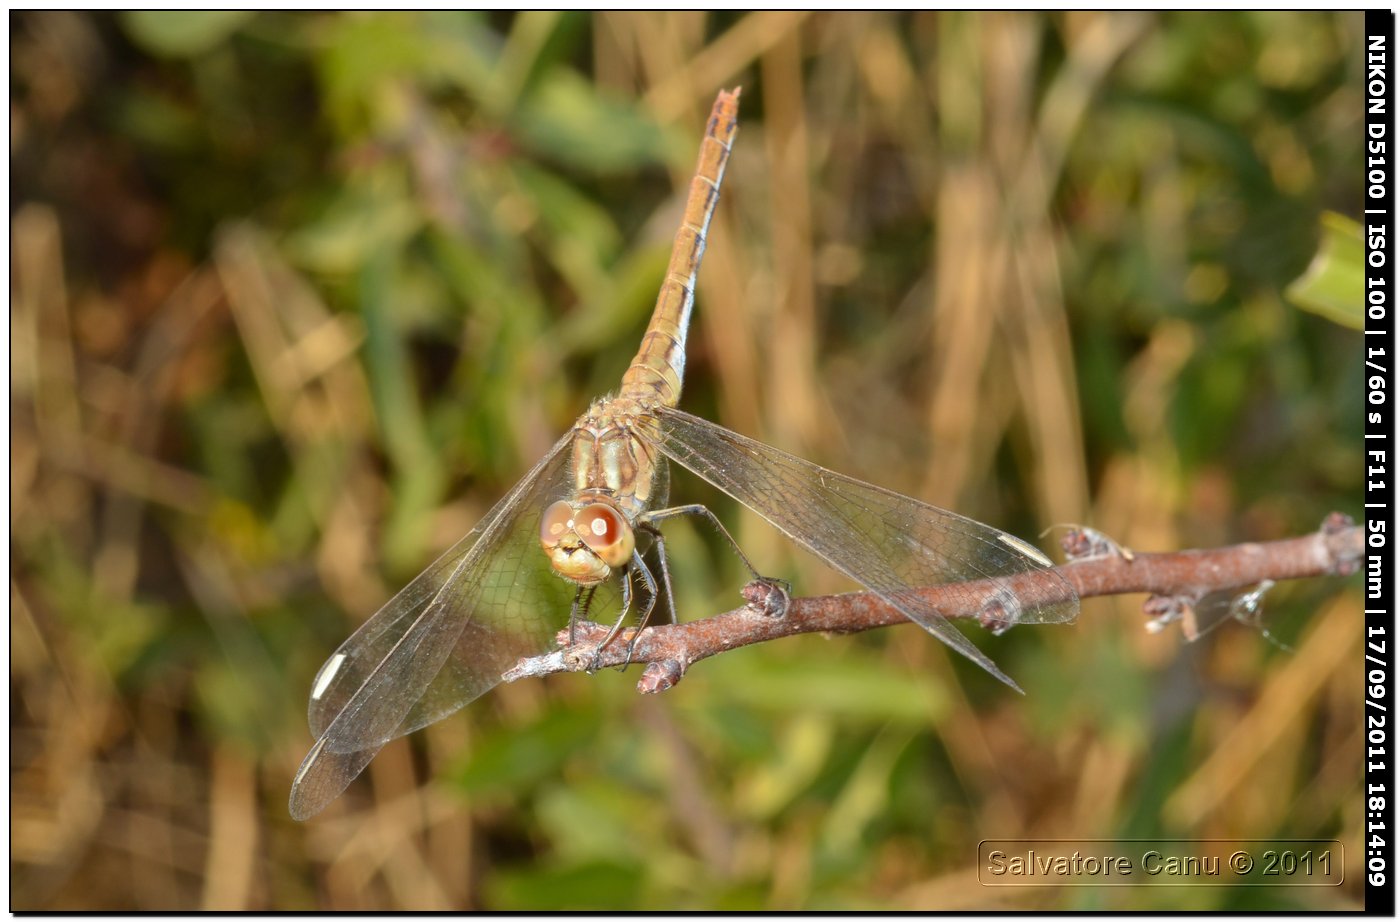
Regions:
[[539, 500, 575, 549], [575, 502, 635, 567]]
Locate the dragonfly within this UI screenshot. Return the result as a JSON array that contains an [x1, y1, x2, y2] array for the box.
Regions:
[[289, 88, 1079, 820]]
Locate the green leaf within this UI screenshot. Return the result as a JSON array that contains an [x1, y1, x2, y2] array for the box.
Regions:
[[448, 706, 601, 798], [734, 713, 833, 819], [120, 11, 254, 57], [513, 72, 675, 173], [558, 240, 671, 359], [193, 657, 281, 752], [359, 247, 448, 570], [696, 648, 950, 725], [316, 13, 499, 132], [510, 160, 623, 282], [28, 542, 169, 683], [819, 728, 910, 856], [1285, 211, 1364, 330], [285, 182, 423, 275], [535, 781, 644, 864], [486, 860, 642, 911]]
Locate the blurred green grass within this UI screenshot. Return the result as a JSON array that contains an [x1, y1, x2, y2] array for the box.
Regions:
[[11, 10, 1364, 910]]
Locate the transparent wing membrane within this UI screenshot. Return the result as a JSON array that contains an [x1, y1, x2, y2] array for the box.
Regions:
[[652, 407, 1078, 689], [290, 433, 577, 820]]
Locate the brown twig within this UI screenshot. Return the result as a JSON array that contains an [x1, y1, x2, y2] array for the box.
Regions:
[[502, 514, 1362, 692]]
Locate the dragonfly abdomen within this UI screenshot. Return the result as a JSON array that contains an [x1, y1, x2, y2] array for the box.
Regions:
[[619, 88, 740, 408]]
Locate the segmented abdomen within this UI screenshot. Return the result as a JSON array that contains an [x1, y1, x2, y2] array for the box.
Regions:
[[619, 88, 741, 408]]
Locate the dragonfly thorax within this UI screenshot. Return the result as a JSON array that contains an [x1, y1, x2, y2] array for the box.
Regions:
[[539, 497, 636, 586], [569, 394, 664, 520]]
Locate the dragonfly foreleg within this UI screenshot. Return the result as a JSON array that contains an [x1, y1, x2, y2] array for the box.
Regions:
[[619, 550, 661, 669], [569, 584, 598, 648], [588, 569, 635, 672], [588, 554, 660, 671], [640, 504, 792, 617], [637, 522, 680, 627]]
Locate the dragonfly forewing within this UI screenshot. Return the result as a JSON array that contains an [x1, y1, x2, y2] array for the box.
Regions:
[[291, 433, 577, 820], [650, 406, 1078, 690]]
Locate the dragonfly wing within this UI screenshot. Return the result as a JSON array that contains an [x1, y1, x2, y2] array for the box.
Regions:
[[291, 431, 577, 820], [652, 406, 1078, 689]]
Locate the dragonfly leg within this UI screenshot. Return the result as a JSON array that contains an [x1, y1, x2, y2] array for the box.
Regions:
[[569, 584, 598, 648], [589, 567, 636, 671], [641, 503, 766, 578], [617, 550, 661, 670], [640, 504, 792, 617], [637, 522, 680, 626]]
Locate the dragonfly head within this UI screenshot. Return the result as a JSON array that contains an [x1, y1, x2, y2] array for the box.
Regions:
[[539, 497, 636, 586]]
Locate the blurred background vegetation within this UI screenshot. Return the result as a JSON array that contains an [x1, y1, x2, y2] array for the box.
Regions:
[[11, 11, 1365, 910]]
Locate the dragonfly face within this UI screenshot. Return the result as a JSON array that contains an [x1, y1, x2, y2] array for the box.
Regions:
[[539, 497, 636, 586]]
